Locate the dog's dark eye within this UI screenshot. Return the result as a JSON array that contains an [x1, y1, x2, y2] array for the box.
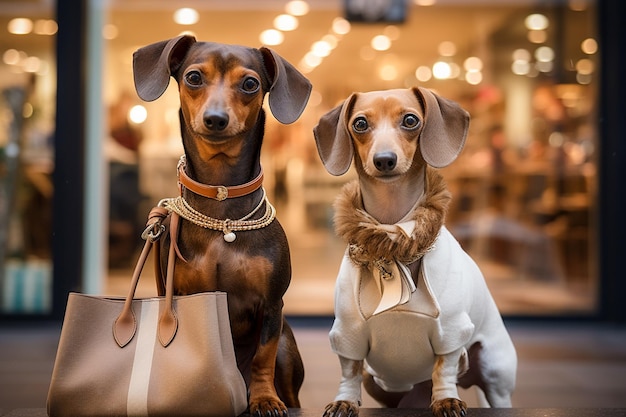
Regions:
[[241, 77, 260, 93], [402, 114, 421, 130], [352, 117, 369, 133], [184, 70, 203, 87]]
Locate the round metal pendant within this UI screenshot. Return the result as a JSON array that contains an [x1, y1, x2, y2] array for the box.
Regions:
[[223, 232, 237, 242]]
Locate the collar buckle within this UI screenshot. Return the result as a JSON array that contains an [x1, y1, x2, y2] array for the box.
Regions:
[[216, 186, 228, 201]]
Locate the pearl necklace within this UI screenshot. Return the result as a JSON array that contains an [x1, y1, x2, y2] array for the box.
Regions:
[[160, 189, 275, 242]]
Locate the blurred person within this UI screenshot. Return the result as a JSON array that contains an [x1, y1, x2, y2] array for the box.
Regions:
[[104, 92, 144, 268]]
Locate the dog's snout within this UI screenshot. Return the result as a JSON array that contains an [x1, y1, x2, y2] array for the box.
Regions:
[[204, 111, 229, 131], [373, 152, 397, 172]]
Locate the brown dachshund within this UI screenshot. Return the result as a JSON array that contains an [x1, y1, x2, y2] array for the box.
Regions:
[[133, 35, 312, 417], [313, 88, 516, 417]]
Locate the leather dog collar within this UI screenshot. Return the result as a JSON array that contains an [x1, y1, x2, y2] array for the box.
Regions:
[[177, 156, 264, 201]]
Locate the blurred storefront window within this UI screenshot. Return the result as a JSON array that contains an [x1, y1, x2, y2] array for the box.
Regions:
[[101, 0, 599, 317], [0, 3, 56, 315]]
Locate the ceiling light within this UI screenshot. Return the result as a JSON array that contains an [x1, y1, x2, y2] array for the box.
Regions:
[[129, 105, 148, 124], [448, 62, 461, 79], [535, 46, 554, 62], [260, 29, 284, 46], [274, 14, 298, 31], [33, 19, 57, 35], [527, 30, 547, 44], [464, 57, 483, 72], [8, 18, 33, 35], [3, 49, 21, 65], [285, 1, 310, 16], [535, 61, 553, 73], [465, 71, 482, 85], [371, 35, 391, 51], [438, 41, 456, 57], [415, 66, 432, 82], [511, 60, 530, 76], [568, 0, 587, 11], [102, 24, 119, 40], [332, 17, 351, 35], [379, 64, 398, 81], [581, 38, 598, 54], [321, 34, 338, 49], [303, 52, 322, 68], [512, 48, 531, 62], [23, 56, 41, 73], [299, 64, 314, 74], [433, 61, 451, 79], [414, 0, 436, 5], [577, 73, 592, 85], [548, 132, 565, 148], [312, 41, 332, 57], [576, 58, 594, 75], [173, 8, 199, 25], [525, 14, 549, 31]]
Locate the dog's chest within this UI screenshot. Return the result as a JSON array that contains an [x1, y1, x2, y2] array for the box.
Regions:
[[174, 232, 273, 294]]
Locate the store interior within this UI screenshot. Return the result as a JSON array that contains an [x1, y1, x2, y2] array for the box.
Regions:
[[1, 0, 599, 317]]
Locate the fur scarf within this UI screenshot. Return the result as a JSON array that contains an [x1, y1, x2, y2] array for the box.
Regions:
[[333, 168, 451, 266]]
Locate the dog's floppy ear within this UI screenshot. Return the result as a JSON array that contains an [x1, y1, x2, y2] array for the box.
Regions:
[[313, 93, 358, 176], [413, 86, 470, 168], [259, 47, 312, 125], [133, 35, 197, 102]]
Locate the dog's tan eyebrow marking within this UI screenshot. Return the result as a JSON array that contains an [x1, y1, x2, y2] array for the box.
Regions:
[[190, 50, 244, 76]]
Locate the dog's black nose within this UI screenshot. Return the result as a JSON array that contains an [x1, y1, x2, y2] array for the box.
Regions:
[[204, 111, 229, 131], [373, 152, 397, 172]]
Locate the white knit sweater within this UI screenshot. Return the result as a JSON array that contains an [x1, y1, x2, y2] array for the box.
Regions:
[[329, 226, 511, 392]]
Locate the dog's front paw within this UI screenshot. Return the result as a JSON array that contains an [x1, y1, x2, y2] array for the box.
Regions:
[[323, 400, 359, 417], [431, 398, 467, 417], [249, 395, 288, 417]]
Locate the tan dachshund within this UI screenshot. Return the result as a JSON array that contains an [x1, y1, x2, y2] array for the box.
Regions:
[[133, 35, 311, 417], [313, 88, 517, 417]]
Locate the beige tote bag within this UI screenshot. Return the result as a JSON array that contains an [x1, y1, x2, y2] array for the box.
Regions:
[[47, 213, 248, 417]]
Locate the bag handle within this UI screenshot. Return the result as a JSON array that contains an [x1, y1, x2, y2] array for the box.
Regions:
[[113, 207, 179, 348], [158, 212, 180, 347]]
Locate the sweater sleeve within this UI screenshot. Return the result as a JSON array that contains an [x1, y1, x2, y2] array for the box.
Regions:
[[329, 254, 369, 360], [430, 309, 475, 355], [422, 228, 476, 355]]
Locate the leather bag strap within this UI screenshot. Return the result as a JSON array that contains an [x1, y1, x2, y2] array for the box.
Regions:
[[113, 238, 152, 348], [113, 209, 180, 348], [158, 212, 180, 347]]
